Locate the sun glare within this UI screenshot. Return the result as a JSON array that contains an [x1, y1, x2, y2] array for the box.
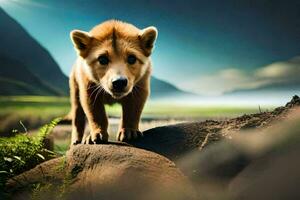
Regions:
[[0, 0, 13, 6], [0, 0, 48, 8]]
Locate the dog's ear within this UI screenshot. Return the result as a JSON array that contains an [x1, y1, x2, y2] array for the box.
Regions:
[[139, 26, 158, 56], [70, 30, 92, 57]]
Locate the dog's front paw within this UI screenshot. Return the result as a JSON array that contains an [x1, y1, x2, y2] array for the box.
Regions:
[[117, 128, 143, 142], [83, 132, 109, 144], [72, 140, 82, 145]]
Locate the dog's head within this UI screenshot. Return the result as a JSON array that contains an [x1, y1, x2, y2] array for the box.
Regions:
[[70, 20, 157, 99]]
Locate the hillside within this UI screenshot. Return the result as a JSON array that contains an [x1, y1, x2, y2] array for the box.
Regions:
[[0, 56, 63, 96], [0, 8, 68, 96]]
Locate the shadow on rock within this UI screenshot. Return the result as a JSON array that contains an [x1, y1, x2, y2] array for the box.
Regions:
[[130, 121, 223, 160]]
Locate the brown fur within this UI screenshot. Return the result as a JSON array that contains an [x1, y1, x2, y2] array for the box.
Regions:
[[69, 20, 157, 144]]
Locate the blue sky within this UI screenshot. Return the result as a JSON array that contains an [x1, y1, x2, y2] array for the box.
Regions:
[[1, 0, 300, 95]]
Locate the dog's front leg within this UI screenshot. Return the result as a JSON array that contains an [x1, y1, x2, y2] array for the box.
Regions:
[[117, 88, 148, 142], [79, 82, 109, 144]]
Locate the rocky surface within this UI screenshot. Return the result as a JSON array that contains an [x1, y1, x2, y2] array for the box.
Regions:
[[5, 95, 300, 200], [6, 145, 195, 200]]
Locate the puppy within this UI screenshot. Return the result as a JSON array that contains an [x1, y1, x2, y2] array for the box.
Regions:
[[69, 20, 157, 144]]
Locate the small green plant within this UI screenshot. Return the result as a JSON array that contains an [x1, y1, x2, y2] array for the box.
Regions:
[[0, 118, 61, 193], [29, 156, 71, 200]]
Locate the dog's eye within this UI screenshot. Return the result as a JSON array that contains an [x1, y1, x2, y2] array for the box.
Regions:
[[98, 55, 109, 65], [127, 55, 137, 65]]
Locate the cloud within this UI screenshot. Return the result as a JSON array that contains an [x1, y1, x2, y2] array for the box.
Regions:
[[255, 57, 300, 81], [182, 56, 300, 96]]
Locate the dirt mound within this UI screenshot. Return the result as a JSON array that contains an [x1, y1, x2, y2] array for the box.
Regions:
[[130, 95, 300, 161], [187, 108, 300, 200], [6, 145, 195, 200], [223, 95, 300, 132]]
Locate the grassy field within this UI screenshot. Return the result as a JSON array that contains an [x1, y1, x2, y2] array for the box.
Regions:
[[0, 95, 273, 135], [0, 96, 69, 135], [109, 102, 266, 118]]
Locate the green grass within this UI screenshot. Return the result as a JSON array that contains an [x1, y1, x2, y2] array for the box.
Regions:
[[0, 96, 69, 134], [54, 140, 70, 155], [0, 118, 61, 194]]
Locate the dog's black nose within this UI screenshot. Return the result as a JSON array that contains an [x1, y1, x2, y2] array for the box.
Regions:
[[112, 77, 128, 92]]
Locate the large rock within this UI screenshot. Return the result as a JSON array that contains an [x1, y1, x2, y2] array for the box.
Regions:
[[6, 144, 195, 200]]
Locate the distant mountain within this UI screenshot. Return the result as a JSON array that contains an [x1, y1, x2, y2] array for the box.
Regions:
[[150, 76, 195, 98], [0, 8, 68, 96], [0, 8, 192, 98]]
